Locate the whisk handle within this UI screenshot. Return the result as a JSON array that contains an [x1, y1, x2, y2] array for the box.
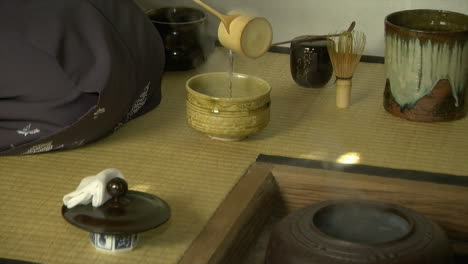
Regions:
[[336, 78, 352, 108]]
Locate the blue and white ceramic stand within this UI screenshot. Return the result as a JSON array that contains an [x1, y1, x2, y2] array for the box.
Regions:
[[62, 177, 171, 253], [89, 233, 139, 252]]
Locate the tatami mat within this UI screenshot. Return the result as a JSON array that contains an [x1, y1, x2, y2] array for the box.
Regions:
[[1, 49, 468, 264]]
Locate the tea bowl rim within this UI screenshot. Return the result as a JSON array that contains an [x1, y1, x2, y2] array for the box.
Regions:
[[185, 72, 272, 102]]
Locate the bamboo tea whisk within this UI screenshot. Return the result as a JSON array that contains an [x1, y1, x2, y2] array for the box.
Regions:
[[327, 31, 366, 108]]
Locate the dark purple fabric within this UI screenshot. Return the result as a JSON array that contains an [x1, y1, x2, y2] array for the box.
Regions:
[[0, 0, 165, 155]]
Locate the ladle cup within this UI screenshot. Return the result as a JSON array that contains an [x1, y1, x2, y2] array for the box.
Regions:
[[193, 0, 273, 58]]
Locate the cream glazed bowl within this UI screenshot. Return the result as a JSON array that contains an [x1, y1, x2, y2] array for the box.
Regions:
[[186, 72, 271, 141]]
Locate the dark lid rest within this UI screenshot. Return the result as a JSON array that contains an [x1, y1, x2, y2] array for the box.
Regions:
[[62, 178, 171, 234]]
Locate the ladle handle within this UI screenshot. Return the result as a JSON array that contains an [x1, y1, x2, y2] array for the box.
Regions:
[[193, 0, 227, 23], [271, 34, 341, 46], [271, 21, 356, 46]]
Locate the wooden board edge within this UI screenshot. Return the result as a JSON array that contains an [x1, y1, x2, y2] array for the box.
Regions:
[[178, 162, 277, 264]]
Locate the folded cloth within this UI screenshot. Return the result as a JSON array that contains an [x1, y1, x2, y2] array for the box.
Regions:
[[63, 168, 125, 208]]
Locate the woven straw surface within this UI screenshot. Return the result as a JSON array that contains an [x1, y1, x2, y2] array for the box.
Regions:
[[1, 49, 468, 264]]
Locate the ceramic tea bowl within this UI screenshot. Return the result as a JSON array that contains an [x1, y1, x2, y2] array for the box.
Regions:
[[384, 9, 468, 122], [186, 72, 271, 141]]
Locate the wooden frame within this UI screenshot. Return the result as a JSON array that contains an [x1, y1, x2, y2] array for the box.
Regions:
[[179, 159, 468, 263], [179, 163, 278, 264]]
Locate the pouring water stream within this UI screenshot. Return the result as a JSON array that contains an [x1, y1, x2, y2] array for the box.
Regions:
[[228, 49, 234, 98]]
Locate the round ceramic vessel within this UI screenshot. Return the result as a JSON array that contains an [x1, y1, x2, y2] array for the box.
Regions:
[[89, 233, 139, 253], [265, 200, 453, 264], [384, 9, 468, 122], [186, 72, 271, 140], [290, 37, 333, 88], [146, 7, 210, 71]]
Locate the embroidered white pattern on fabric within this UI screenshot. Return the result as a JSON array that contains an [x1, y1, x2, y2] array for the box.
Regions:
[[55, 144, 65, 150], [62, 168, 126, 208], [72, 139, 86, 147], [17, 123, 40, 136], [126, 81, 150, 120], [113, 122, 124, 132], [23, 141, 54, 155], [93, 107, 106, 120]]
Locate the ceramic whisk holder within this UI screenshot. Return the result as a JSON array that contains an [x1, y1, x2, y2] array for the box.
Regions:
[[384, 9, 468, 122]]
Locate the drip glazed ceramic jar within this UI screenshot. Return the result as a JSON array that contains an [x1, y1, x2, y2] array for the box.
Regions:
[[384, 9, 468, 122], [265, 200, 453, 264]]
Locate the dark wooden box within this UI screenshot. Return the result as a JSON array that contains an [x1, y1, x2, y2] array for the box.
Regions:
[[179, 156, 468, 264]]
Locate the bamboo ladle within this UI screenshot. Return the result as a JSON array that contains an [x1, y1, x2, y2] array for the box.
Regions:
[[271, 21, 356, 46], [193, 0, 273, 58], [193, 0, 239, 33]]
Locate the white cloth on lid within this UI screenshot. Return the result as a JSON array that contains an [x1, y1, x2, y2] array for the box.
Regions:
[[63, 168, 125, 208]]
